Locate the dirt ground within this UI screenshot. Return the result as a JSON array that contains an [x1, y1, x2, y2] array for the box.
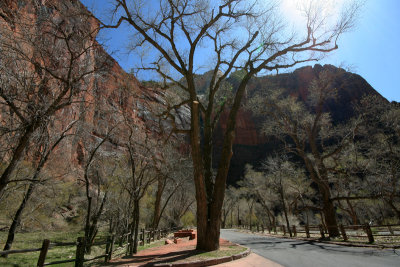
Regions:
[[106, 232, 237, 266]]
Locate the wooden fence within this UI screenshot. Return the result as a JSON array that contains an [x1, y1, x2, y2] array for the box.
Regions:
[[236, 224, 400, 244], [0, 227, 179, 267]]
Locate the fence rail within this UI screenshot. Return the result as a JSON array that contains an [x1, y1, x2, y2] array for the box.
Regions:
[[1, 227, 179, 267], [234, 223, 400, 245]]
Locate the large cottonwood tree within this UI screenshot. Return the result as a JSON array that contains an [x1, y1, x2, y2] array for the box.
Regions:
[[101, 0, 359, 250]]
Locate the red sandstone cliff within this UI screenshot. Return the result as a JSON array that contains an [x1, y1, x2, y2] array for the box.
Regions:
[[0, 0, 172, 175]]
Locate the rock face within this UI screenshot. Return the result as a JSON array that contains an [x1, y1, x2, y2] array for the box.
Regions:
[[0, 0, 172, 175], [215, 64, 384, 185]]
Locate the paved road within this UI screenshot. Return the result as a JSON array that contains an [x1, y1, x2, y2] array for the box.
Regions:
[[220, 229, 400, 267]]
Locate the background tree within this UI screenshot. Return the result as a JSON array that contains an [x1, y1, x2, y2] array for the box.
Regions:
[[356, 96, 400, 222], [236, 179, 257, 231], [100, 0, 359, 250], [2, 120, 76, 254], [251, 69, 361, 236], [151, 145, 193, 229], [119, 123, 160, 255], [243, 157, 311, 236], [80, 126, 117, 253], [221, 186, 238, 229]]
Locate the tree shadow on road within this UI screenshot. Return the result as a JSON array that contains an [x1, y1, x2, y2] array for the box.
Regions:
[[237, 237, 395, 257]]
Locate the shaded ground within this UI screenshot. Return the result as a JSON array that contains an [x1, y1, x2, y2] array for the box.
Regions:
[[106, 235, 239, 266]]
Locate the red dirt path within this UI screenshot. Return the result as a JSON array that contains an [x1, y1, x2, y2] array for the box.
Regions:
[[106, 234, 236, 267]]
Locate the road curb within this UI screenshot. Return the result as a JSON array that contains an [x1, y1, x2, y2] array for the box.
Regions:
[[153, 247, 251, 267]]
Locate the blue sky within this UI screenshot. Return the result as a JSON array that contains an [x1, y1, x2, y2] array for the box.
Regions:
[[82, 0, 400, 101]]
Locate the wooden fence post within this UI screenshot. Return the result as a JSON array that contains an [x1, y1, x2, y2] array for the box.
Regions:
[[388, 226, 394, 235], [340, 224, 348, 241], [109, 235, 115, 261], [126, 233, 132, 255], [282, 225, 286, 236], [37, 239, 50, 267], [292, 225, 297, 237], [364, 224, 374, 243], [105, 235, 115, 263], [105, 236, 111, 263], [75, 237, 85, 267], [319, 224, 325, 239], [118, 234, 123, 247], [141, 229, 145, 246], [305, 225, 310, 238]]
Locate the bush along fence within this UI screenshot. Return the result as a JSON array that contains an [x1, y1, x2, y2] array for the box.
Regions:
[[235, 224, 400, 245], [0, 227, 179, 267]]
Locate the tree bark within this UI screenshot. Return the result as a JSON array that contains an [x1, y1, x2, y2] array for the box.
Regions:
[[322, 197, 340, 237], [2, 183, 35, 255], [130, 200, 140, 255], [0, 123, 36, 196], [302, 155, 340, 237], [279, 187, 292, 237], [152, 176, 165, 229], [86, 193, 107, 252], [190, 101, 209, 250]]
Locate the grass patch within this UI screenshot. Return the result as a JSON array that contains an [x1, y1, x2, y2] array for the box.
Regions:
[[171, 244, 247, 264], [138, 240, 166, 252], [0, 230, 111, 267], [106, 239, 166, 261]]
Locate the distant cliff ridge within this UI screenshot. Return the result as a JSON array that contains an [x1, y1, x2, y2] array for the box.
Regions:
[[214, 64, 384, 185]]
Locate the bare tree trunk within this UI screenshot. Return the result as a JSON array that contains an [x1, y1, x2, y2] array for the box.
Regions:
[[303, 158, 340, 237], [258, 196, 275, 231], [152, 177, 165, 229], [84, 196, 92, 253], [86, 193, 107, 252], [247, 200, 254, 231], [237, 205, 240, 226], [129, 200, 140, 255], [0, 124, 36, 196], [2, 122, 72, 253], [230, 208, 233, 228], [222, 209, 227, 229], [191, 101, 209, 250], [279, 187, 292, 237], [322, 198, 340, 237], [2, 183, 35, 255]]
